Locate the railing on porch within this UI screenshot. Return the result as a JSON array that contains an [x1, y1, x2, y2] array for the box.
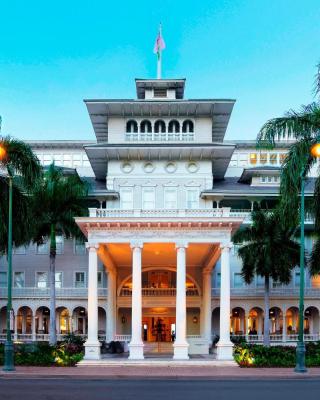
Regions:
[[212, 287, 320, 297], [119, 287, 199, 297], [8, 287, 108, 298], [230, 333, 320, 343], [90, 208, 234, 219], [114, 334, 132, 342]]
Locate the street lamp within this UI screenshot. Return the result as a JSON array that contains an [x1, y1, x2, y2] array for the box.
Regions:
[[0, 142, 15, 371], [295, 142, 320, 373]]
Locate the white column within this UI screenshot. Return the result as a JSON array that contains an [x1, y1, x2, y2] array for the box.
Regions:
[[32, 315, 36, 341], [128, 242, 144, 359], [202, 270, 212, 345], [216, 243, 233, 360], [14, 314, 18, 340], [173, 242, 189, 359], [106, 269, 116, 342], [84, 243, 101, 360]]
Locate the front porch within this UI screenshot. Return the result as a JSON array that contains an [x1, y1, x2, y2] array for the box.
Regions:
[[76, 207, 243, 361]]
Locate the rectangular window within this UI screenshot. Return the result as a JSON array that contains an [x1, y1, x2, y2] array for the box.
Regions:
[[250, 153, 257, 165], [36, 272, 48, 288], [256, 275, 264, 287], [216, 273, 221, 288], [97, 271, 103, 288], [186, 189, 199, 209], [36, 242, 49, 255], [153, 88, 167, 98], [0, 272, 7, 288], [56, 235, 64, 255], [269, 153, 278, 165], [230, 154, 238, 167], [63, 154, 72, 167], [260, 153, 267, 164], [142, 188, 155, 210], [53, 154, 62, 165], [55, 272, 62, 288], [75, 272, 86, 288], [239, 153, 248, 166], [43, 154, 52, 166], [260, 176, 266, 183], [73, 154, 82, 167], [74, 238, 86, 255], [14, 246, 26, 255], [294, 272, 300, 288], [279, 153, 287, 164], [120, 188, 134, 209], [164, 188, 177, 209], [234, 273, 244, 288], [14, 272, 25, 288]]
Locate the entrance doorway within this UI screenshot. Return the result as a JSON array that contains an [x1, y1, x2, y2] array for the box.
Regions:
[[142, 316, 176, 342]]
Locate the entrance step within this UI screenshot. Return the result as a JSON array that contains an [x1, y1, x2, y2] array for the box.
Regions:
[[143, 342, 174, 354]]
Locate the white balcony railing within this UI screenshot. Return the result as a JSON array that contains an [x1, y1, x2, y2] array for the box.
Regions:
[[8, 287, 107, 298], [125, 133, 195, 142], [88, 208, 314, 224], [231, 334, 320, 343], [120, 287, 199, 297], [90, 208, 234, 219], [212, 287, 320, 297]]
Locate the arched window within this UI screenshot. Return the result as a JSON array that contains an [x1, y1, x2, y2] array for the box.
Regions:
[[182, 120, 194, 133], [154, 120, 166, 133], [140, 120, 152, 133], [168, 120, 180, 133], [126, 120, 138, 133]]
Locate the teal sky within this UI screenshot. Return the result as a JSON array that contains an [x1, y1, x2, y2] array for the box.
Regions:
[[0, 0, 320, 141]]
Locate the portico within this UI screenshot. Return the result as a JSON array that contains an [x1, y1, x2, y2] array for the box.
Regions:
[[76, 208, 243, 361]]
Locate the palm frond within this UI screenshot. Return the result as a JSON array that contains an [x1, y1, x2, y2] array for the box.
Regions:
[[314, 62, 320, 98], [257, 103, 320, 148]]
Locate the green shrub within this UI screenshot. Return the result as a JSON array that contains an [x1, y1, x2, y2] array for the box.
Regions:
[[234, 342, 320, 367], [0, 341, 84, 367]]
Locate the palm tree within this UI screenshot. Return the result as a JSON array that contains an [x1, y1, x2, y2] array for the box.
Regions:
[[0, 135, 41, 251], [31, 164, 88, 345], [256, 63, 320, 273], [233, 209, 300, 346]]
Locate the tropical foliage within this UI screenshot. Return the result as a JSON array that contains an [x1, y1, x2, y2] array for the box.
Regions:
[[257, 62, 320, 274], [0, 136, 41, 253], [31, 164, 88, 345], [233, 209, 300, 346], [234, 342, 320, 367]]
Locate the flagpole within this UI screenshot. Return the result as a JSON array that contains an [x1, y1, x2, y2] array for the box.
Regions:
[[157, 50, 161, 79]]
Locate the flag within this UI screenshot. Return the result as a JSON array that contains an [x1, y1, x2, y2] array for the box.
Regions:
[[153, 26, 165, 59]]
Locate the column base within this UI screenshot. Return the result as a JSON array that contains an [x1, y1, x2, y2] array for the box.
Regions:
[[173, 342, 189, 360], [84, 341, 101, 360], [216, 341, 234, 360], [128, 342, 144, 360]]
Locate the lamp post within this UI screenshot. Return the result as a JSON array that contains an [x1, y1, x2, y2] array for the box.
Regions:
[[0, 142, 15, 371], [295, 142, 320, 373]]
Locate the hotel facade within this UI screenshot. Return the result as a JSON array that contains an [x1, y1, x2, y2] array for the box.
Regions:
[[0, 77, 319, 360]]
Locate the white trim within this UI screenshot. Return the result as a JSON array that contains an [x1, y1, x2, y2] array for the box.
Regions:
[[142, 187, 156, 210], [35, 271, 48, 289], [163, 187, 178, 209]]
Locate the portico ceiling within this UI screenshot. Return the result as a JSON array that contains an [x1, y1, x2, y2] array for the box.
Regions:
[[102, 243, 217, 268]]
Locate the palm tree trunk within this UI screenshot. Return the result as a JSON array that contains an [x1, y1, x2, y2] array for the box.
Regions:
[[263, 274, 270, 346], [49, 224, 57, 346]]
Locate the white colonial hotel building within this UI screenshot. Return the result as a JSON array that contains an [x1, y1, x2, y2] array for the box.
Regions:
[[1, 77, 320, 360]]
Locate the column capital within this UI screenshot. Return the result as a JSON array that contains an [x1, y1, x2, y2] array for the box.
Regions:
[[202, 269, 212, 276], [175, 241, 188, 250], [220, 242, 233, 251], [130, 241, 144, 250], [86, 242, 99, 251]]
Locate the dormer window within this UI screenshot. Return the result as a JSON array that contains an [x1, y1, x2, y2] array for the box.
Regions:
[[140, 120, 152, 133], [168, 120, 180, 133], [153, 88, 167, 98], [126, 120, 138, 133]]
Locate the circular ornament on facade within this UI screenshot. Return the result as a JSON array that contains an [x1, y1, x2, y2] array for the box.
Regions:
[[143, 162, 155, 173], [165, 162, 177, 173], [121, 162, 133, 173], [187, 162, 199, 173]]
